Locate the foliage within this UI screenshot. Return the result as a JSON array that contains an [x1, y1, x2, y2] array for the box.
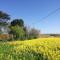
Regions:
[[0, 38, 60, 60], [0, 11, 10, 25], [28, 28, 40, 39], [0, 11, 40, 40], [0, 11, 10, 20], [23, 26, 29, 39], [11, 19, 24, 27], [9, 26, 25, 40]]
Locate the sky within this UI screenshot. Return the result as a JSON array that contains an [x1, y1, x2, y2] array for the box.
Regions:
[[0, 0, 60, 34]]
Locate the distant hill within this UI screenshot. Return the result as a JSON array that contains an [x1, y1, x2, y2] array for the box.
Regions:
[[40, 34, 60, 38]]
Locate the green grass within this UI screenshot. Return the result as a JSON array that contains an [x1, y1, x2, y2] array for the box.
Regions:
[[0, 38, 60, 60]]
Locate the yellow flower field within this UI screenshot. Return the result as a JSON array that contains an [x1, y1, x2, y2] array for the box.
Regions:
[[0, 38, 60, 60]]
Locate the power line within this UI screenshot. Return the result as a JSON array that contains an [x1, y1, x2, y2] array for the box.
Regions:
[[33, 7, 60, 25], [41, 8, 60, 20]]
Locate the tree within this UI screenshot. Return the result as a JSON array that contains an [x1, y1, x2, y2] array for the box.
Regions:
[[28, 28, 40, 39], [11, 19, 24, 27], [0, 11, 10, 34], [10, 19, 40, 40], [9, 19, 27, 40], [9, 26, 25, 40], [23, 26, 29, 39], [0, 11, 10, 20], [0, 11, 10, 25]]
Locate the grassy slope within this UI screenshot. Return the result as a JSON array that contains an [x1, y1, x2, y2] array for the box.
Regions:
[[0, 38, 60, 60]]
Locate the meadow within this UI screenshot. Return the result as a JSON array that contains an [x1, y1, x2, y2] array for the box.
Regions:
[[0, 38, 60, 60]]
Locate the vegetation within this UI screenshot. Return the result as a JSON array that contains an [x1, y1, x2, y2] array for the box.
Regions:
[[11, 19, 24, 27], [0, 11, 10, 25], [0, 9, 60, 60], [0, 38, 60, 60], [9, 26, 25, 40], [28, 28, 40, 39], [0, 11, 40, 40]]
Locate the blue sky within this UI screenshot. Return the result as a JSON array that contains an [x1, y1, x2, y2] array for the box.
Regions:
[[0, 0, 60, 34]]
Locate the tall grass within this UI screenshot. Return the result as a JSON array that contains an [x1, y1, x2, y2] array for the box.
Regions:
[[0, 38, 60, 60]]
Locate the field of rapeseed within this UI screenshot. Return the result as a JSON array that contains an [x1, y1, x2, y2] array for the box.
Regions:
[[0, 38, 60, 60]]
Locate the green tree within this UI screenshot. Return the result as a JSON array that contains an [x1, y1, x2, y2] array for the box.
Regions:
[[9, 26, 25, 40], [9, 19, 27, 40], [0, 11, 10, 25], [11, 19, 24, 27]]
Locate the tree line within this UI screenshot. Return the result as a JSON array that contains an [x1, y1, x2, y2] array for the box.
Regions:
[[0, 11, 40, 41]]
